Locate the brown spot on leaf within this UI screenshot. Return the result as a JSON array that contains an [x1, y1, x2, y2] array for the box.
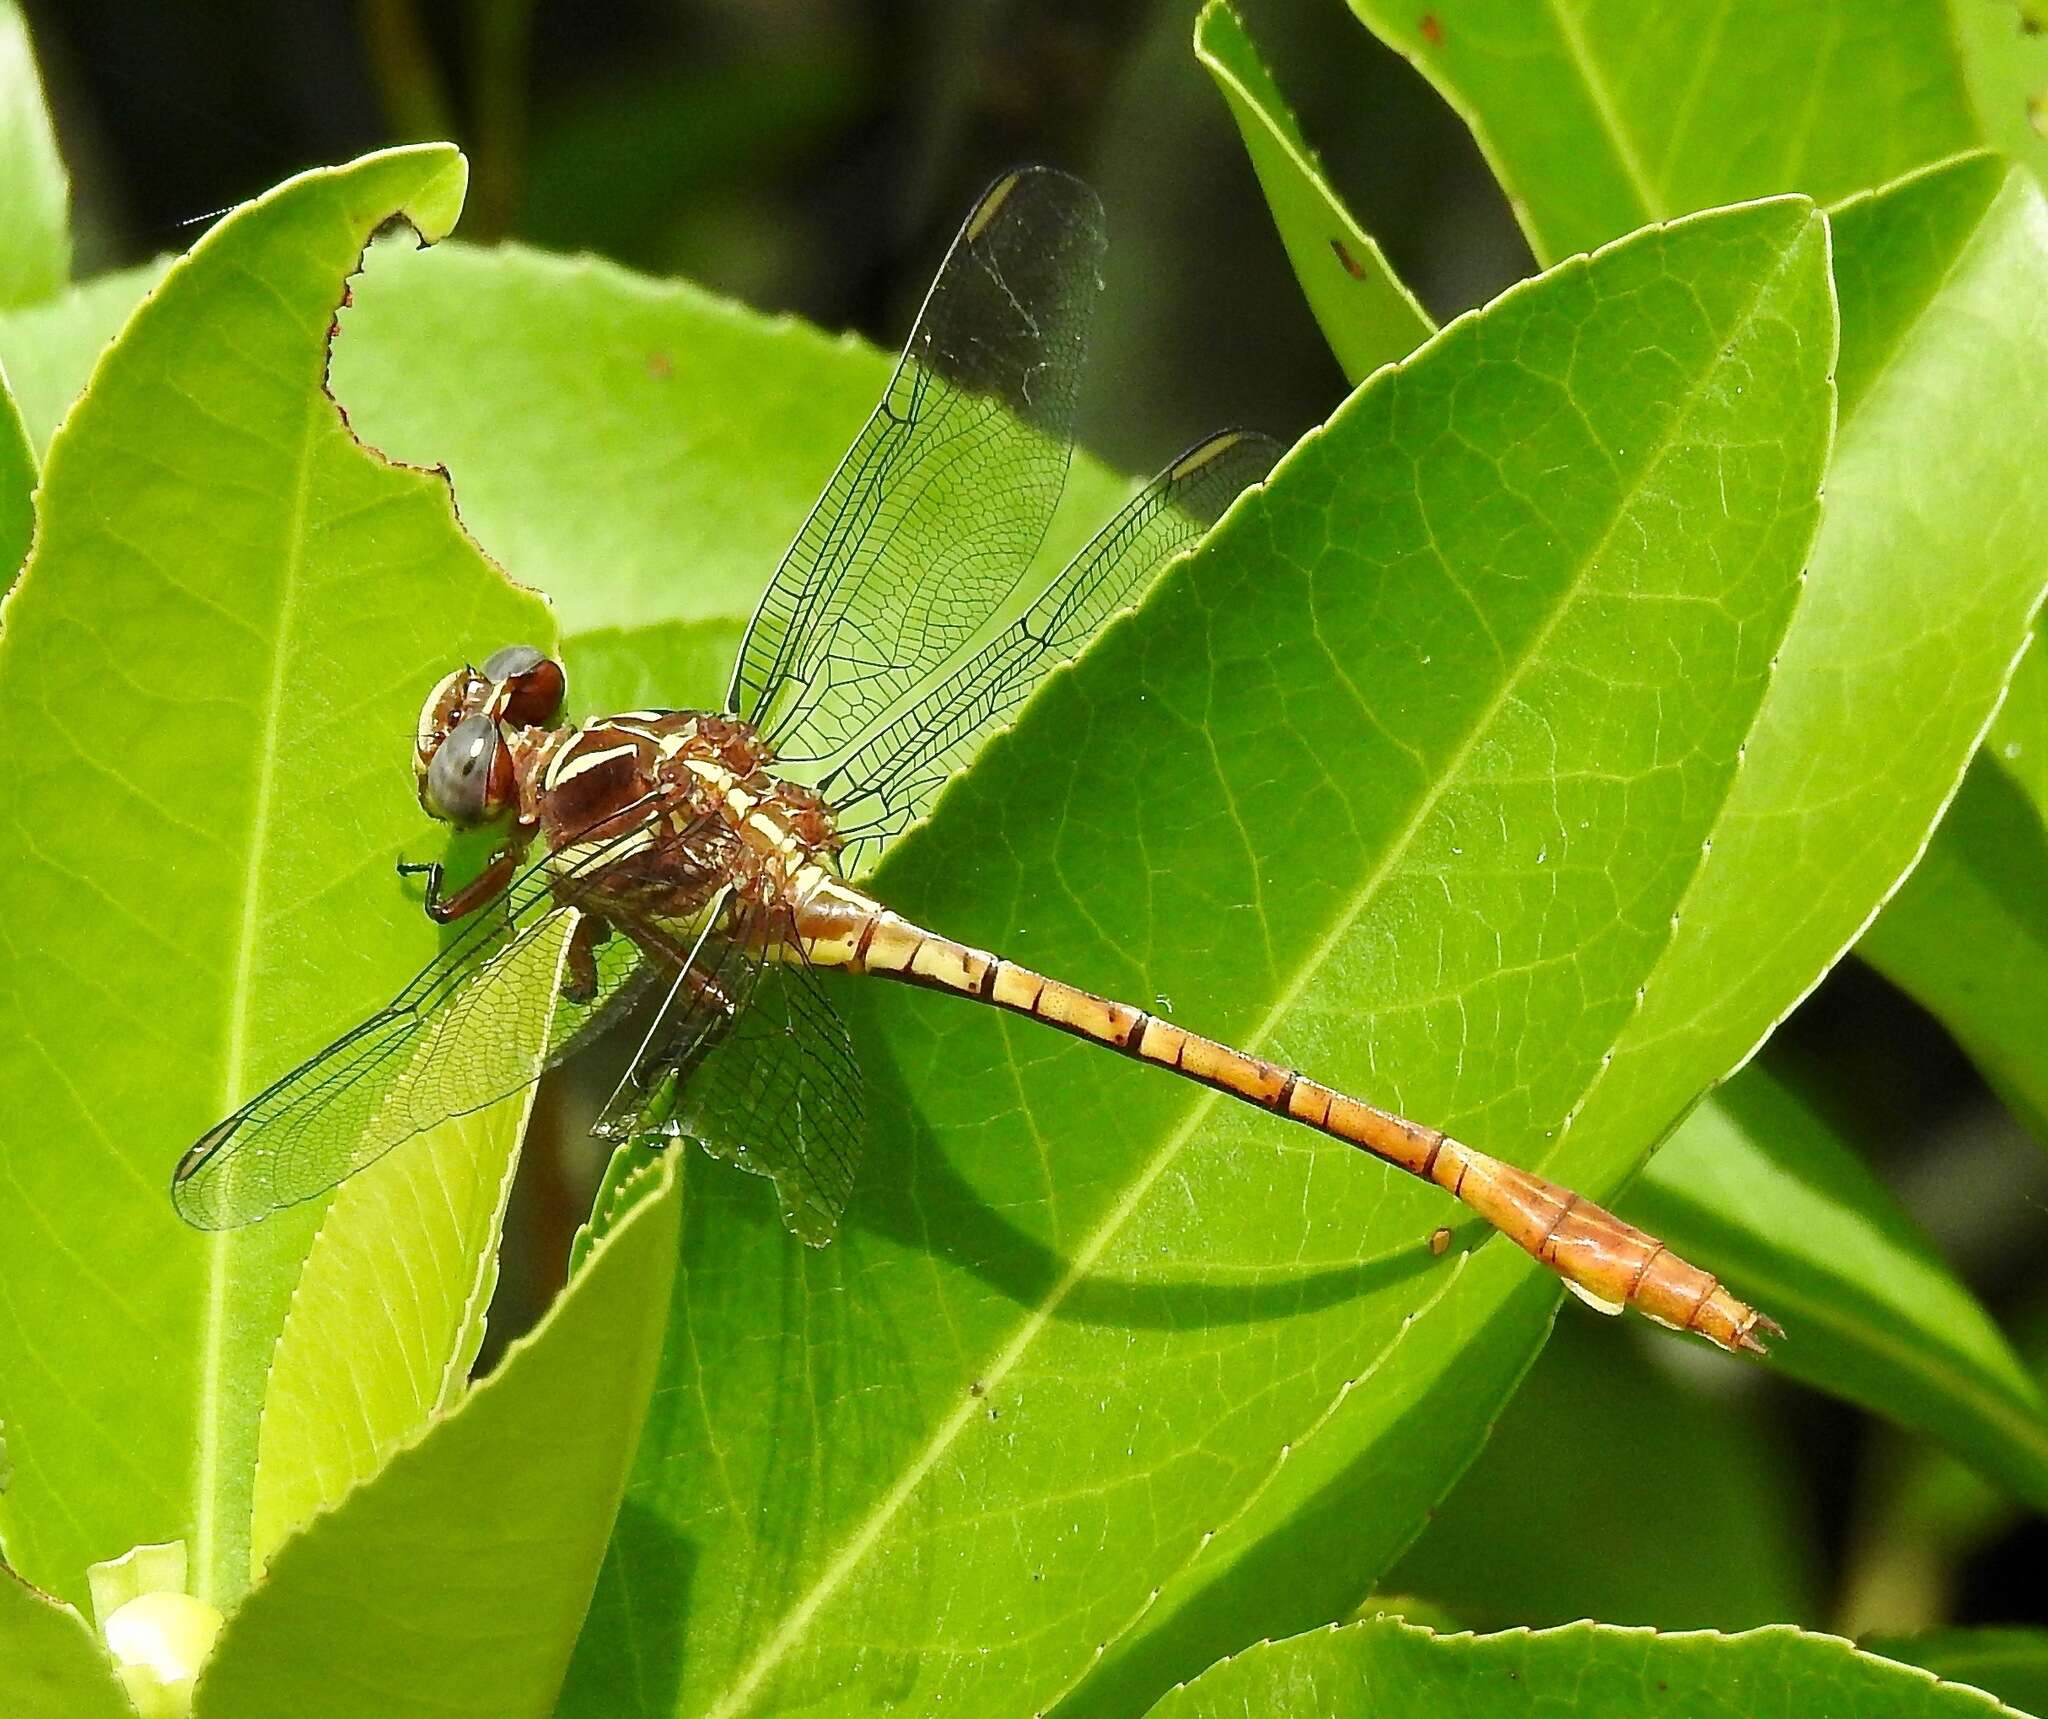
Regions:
[[1420, 13, 1444, 45], [647, 351, 673, 379], [1330, 237, 1368, 279], [1429, 1226, 1452, 1256]]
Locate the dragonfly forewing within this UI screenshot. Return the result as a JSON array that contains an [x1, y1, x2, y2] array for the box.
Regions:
[[732, 166, 1105, 764]]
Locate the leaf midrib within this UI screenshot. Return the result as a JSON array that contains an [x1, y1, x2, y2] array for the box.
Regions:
[[1198, 3, 1373, 256], [1544, 0, 1663, 229], [704, 222, 1804, 1717], [195, 385, 324, 1603]]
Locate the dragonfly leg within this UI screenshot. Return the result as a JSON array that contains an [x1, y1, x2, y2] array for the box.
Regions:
[[396, 841, 525, 924], [595, 933, 748, 1148], [563, 914, 614, 1003]]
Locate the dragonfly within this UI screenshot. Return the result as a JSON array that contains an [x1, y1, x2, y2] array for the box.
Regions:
[[173, 167, 1778, 1357]]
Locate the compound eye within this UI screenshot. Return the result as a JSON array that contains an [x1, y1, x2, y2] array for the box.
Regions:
[[422, 714, 514, 826], [483, 644, 566, 728]]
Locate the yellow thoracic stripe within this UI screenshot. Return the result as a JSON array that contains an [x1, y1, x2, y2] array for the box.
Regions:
[[550, 825, 658, 877]]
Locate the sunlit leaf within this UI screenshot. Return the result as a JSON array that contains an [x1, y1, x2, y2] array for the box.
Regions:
[[0, 242, 1133, 730], [328, 239, 1132, 717], [1343, 0, 2048, 265], [1334, 0, 2048, 1173], [0, 146, 548, 1613], [1990, 625, 2048, 816], [1146, 1617, 2034, 1717], [329, 239, 891, 713], [193, 1157, 681, 1719], [1080, 147, 2048, 1719], [0, 259, 169, 456], [1563, 153, 2048, 1263], [0, 0, 68, 306], [0, 355, 29, 584], [248, 1084, 542, 1577], [0, 1566, 132, 1719]]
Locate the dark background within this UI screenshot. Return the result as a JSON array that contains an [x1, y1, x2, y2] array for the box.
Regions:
[[26, 0, 1531, 466], [28, 0, 2043, 1645]]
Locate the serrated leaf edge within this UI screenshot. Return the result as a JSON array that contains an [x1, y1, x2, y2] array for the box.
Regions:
[[1159, 1617, 2036, 1716]]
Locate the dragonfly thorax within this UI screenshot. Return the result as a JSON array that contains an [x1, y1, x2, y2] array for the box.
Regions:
[[520, 707, 842, 939]]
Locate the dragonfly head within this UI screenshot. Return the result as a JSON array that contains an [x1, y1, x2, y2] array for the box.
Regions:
[[413, 646, 566, 827]]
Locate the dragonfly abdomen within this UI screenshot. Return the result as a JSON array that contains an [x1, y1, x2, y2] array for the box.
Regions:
[[792, 874, 1776, 1357]]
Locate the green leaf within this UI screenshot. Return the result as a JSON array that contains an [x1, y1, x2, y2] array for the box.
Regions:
[[1853, 149, 2048, 1143], [1145, 1618, 2033, 1717], [83, 1543, 221, 1719], [0, 1565, 134, 1719], [1861, 756, 2048, 1143], [1860, 612, 2048, 1147], [567, 1144, 666, 1280], [1563, 152, 2048, 1217], [0, 146, 549, 1613], [328, 238, 1134, 717], [1386, 1319, 1818, 1629], [192, 1157, 681, 1719], [0, 0, 51, 591], [1205, 152, 2048, 1377], [1867, 1629, 2048, 1717], [0, 0, 69, 305], [1534, 161, 2048, 1663], [1623, 1062, 2048, 1510], [559, 198, 1834, 1716], [1195, 0, 1434, 383], [1344, 0, 2048, 265], [0, 354, 30, 584], [1990, 624, 2048, 816], [247, 1082, 541, 1578], [328, 240, 890, 713], [1090, 153, 2048, 1713], [0, 241, 1134, 727]]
